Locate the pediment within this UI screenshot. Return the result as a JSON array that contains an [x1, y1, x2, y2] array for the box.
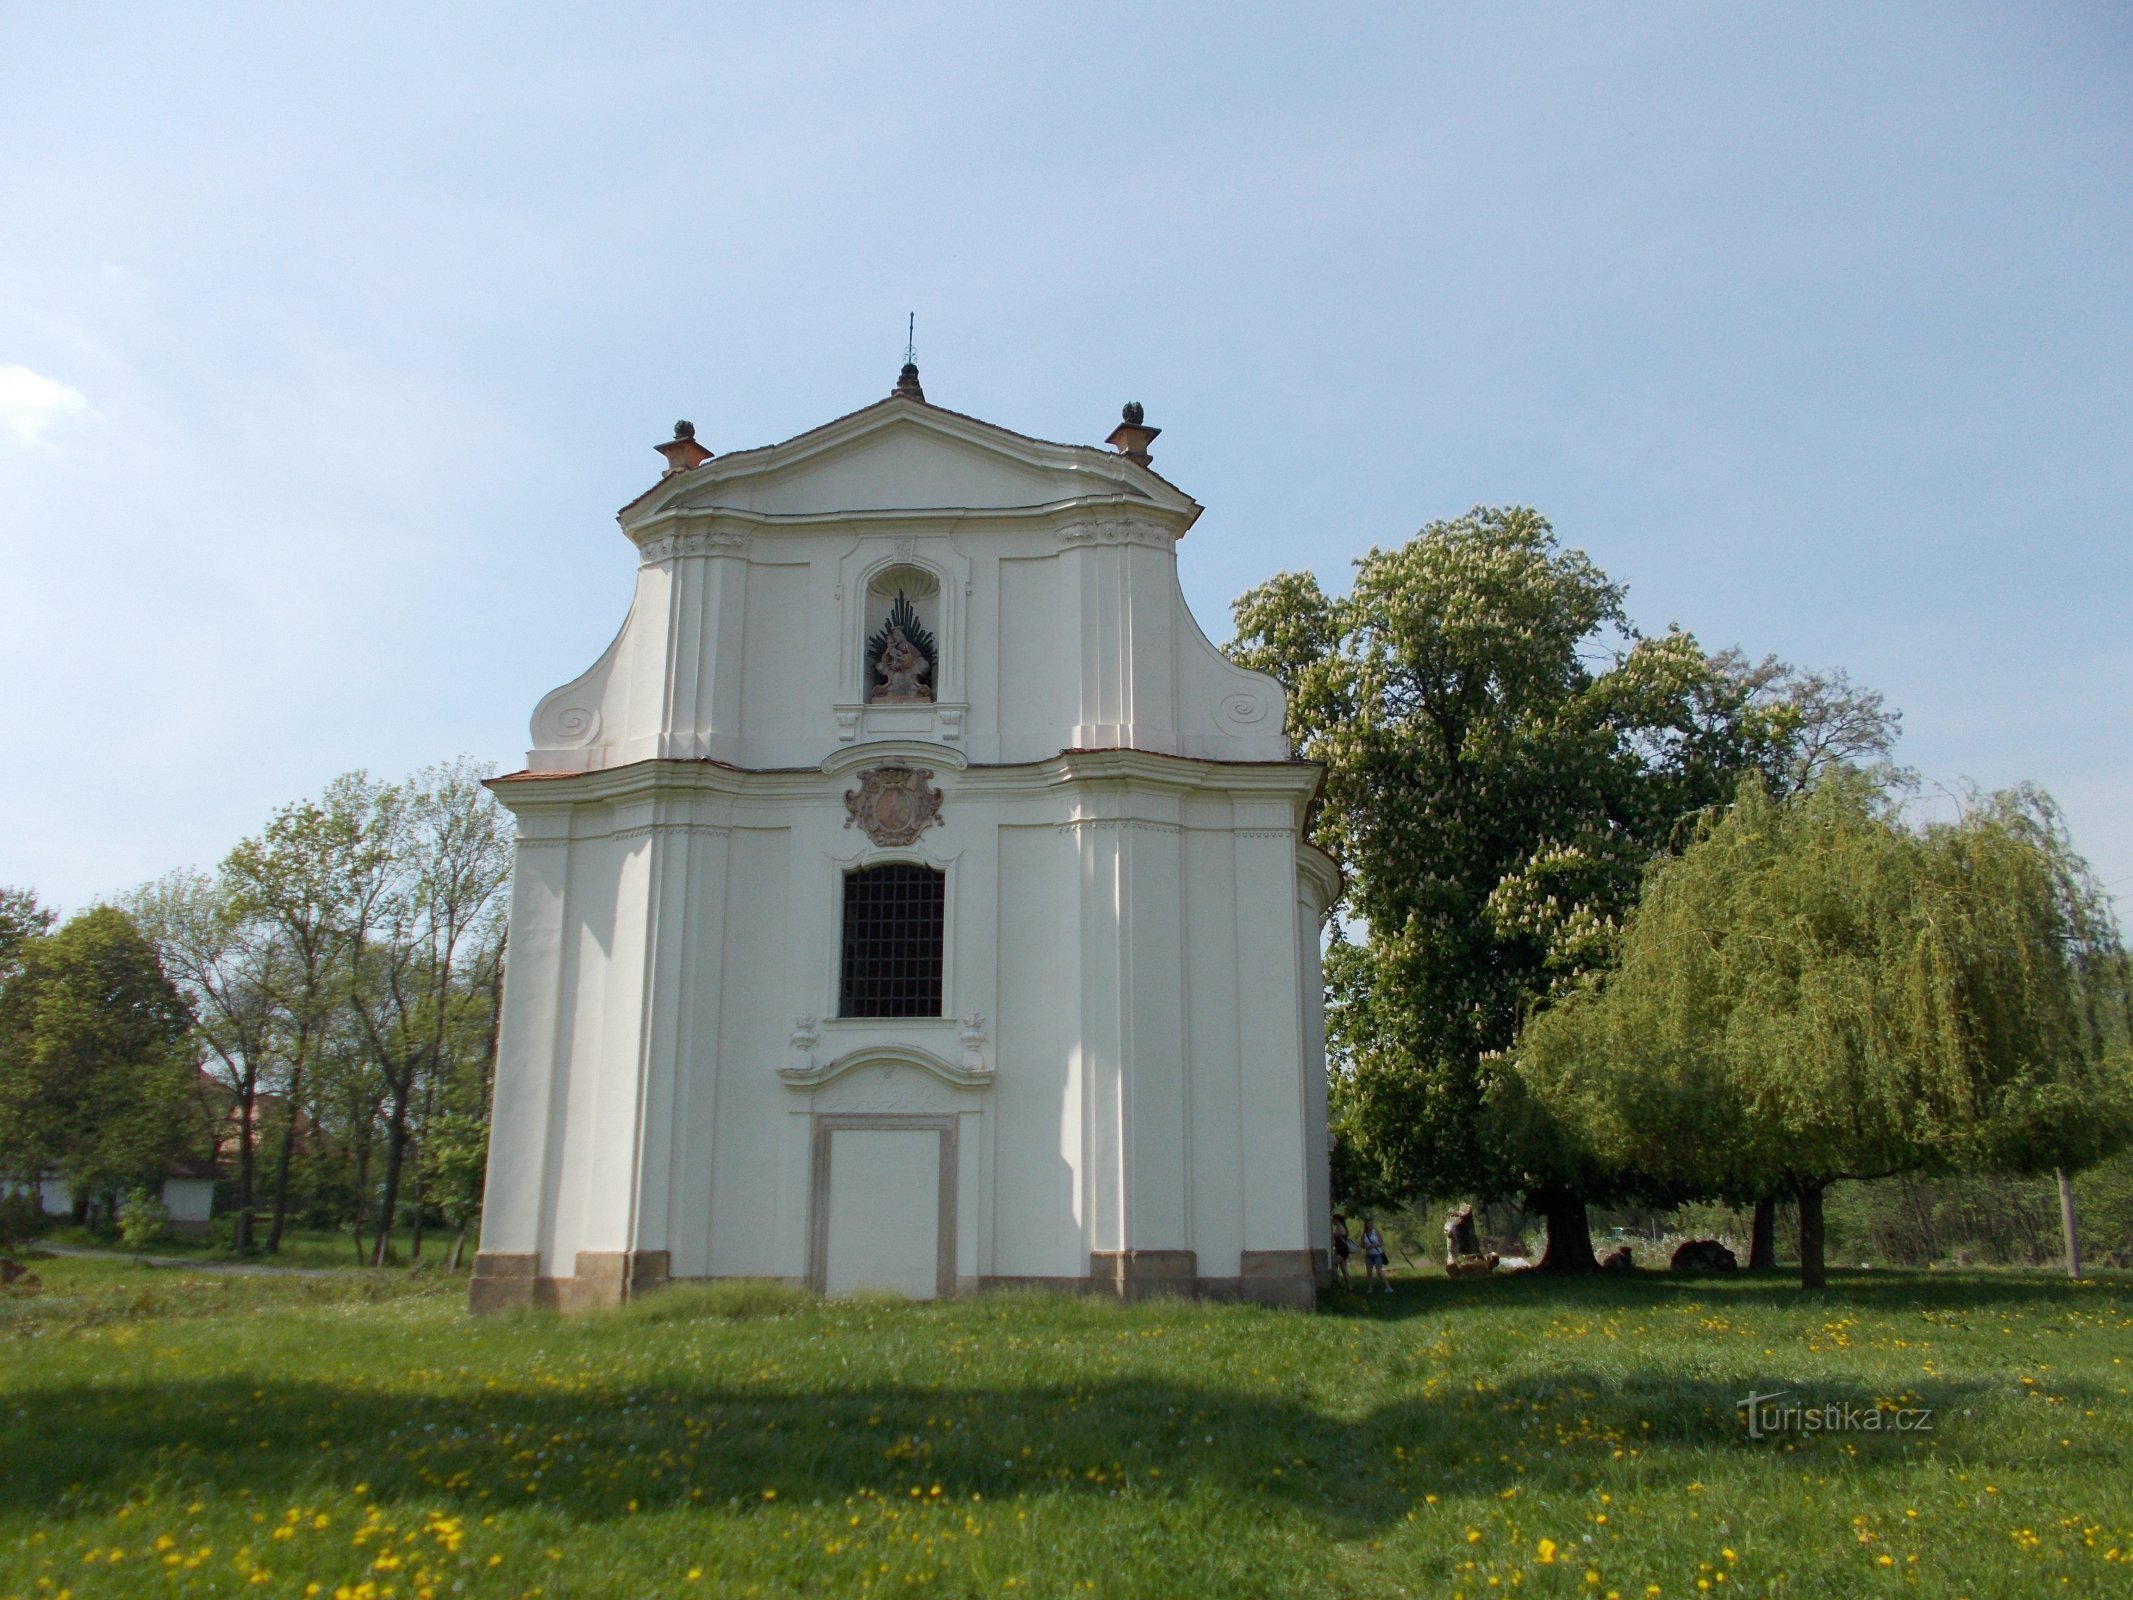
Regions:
[[620, 397, 1199, 530]]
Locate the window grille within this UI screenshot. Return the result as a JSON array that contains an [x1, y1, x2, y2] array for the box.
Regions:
[[839, 864, 946, 1017]]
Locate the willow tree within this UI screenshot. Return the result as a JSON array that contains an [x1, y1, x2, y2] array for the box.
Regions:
[[1512, 775, 2133, 1287], [1230, 507, 1829, 1266]]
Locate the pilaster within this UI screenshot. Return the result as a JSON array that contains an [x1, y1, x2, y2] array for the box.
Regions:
[[628, 814, 729, 1273], [1234, 817, 1311, 1257], [468, 812, 574, 1310]]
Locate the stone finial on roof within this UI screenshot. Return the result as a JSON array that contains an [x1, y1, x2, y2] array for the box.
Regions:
[[893, 362, 926, 402], [1106, 401, 1160, 466], [655, 419, 713, 474]]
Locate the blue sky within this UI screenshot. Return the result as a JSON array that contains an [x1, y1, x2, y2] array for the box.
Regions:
[[3, 3, 2128, 922]]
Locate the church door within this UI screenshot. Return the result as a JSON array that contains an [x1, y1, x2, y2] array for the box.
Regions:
[[811, 1115, 956, 1299]]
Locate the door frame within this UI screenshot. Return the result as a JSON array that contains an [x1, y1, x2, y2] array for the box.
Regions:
[[807, 1112, 959, 1298]]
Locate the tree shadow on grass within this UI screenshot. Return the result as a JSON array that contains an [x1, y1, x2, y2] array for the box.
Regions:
[[13, 1359, 2066, 1536], [1326, 1267, 2132, 1322]]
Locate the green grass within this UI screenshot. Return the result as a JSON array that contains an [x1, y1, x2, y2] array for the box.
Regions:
[[5, 1258, 2129, 1599], [36, 1224, 459, 1272]]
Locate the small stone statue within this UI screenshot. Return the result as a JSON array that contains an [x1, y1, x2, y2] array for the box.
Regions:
[[873, 625, 933, 703]]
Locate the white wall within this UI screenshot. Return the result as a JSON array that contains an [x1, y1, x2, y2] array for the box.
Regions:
[[161, 1177, 215, 1226]]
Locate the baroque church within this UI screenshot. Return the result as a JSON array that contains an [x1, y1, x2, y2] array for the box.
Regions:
[[469, 362, 1338, 1312]]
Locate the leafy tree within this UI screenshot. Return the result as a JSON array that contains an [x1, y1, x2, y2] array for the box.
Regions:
[[1230, 507, 1804, 1266], [1511, 775, 2133, 1286], [222, 775, 379, 1252], [128, 870, 285, 1251], [1712, 654, 1904, 794], [341, 760, 511, 1267], [0, 886, 54, 983], [0, 906, 197, 1216], [422, 1109, 490, 1271]]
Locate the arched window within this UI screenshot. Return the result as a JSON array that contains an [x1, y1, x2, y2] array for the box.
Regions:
[[839, 864, 946, 1017]]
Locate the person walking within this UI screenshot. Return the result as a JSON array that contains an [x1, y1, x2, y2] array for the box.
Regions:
[[1361, 1216, 1391, 1295], [1331, 1213, 1353, 1290]]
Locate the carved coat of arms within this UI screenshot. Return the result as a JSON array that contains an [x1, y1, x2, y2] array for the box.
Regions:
[[843, 765, 943, 847]]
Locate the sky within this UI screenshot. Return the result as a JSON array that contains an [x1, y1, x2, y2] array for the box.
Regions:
[[3, 3, 2129, 923]]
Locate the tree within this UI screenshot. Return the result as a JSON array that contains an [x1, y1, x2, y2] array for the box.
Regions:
[[0, 906, 197, 1216], [129, 870, 285, 1252], [222, 775, 379, 1253], [0, 886, 54, 984], [1511, 775, 2133, 1287], [1710, 652, 1904, 795], [1708, 652, 1903, 1265], [422, 1109, 490, 1272], [1230, 507, 1799, 1267], [341, 760, 510, 1267]]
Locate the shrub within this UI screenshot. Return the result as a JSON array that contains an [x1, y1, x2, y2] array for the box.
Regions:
[[0, 1189, 45, 1250], [117, 1188, 169, 1251]]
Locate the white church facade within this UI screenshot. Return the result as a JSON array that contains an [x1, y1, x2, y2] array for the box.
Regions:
[[469, 365, 1339, 1312]]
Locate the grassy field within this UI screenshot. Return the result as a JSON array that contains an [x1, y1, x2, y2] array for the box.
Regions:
[[4, 1256, 2128, 1599], [37, 1226, 460, 1273]]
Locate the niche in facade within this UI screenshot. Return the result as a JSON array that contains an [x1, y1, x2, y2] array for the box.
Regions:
[[864, 566, 940, 705]]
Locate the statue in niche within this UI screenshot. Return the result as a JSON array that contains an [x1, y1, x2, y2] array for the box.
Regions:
[[866, 589, 938, 704]]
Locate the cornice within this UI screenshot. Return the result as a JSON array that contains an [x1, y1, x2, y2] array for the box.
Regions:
[[620, 492, 1193, 551], [777, 1041, 993, 1092], [486, 747, 1322, 814], [818, 739, 969, 779], [1298, 841, 1344, 908], [638, 526, 751, 563], [606, 821, 731, 845], [1055, 517, 1177, 552], [1041, 747, 1321, 797]]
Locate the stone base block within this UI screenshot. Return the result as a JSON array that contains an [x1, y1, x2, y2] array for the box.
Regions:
[[1088, 1249, 1198, 1301], [1238, 1249, 1319, 1310], [552, 1250, 671, 1311], [468, 1251, 539, 1314], [468, 1250, 671, 1314]]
